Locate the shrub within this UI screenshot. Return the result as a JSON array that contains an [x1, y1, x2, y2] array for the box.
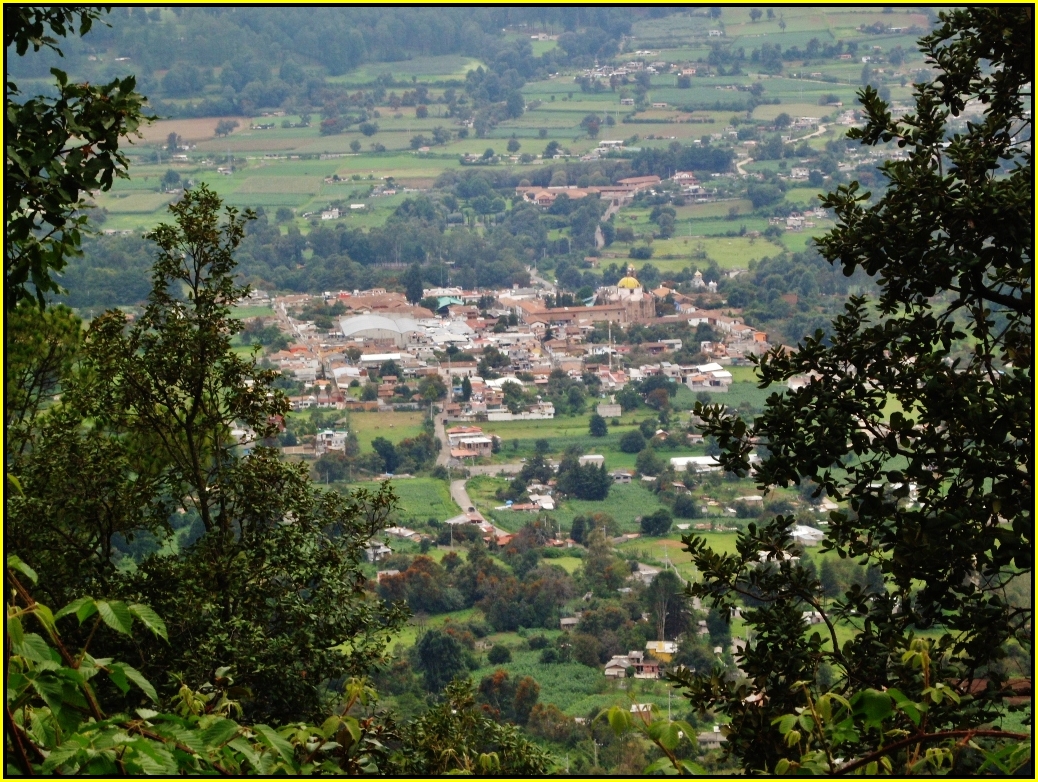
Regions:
[[487, 644, 512, 664], [619, 429, 646, 453]]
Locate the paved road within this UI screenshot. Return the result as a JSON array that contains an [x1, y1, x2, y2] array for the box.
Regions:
[[434, 411, 451, 467], [450, 479, 473, 511]]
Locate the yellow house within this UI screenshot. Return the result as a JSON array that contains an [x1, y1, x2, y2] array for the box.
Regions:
[[645, 640, 678, 662]]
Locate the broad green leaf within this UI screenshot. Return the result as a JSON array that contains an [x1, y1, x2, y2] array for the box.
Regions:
[[6, 474, 25, 497], [657, 721, 682, 751], [606, 705, 632, 735], [201, 717, 241, 748], [8, 615, 24, 647], [96, 600, 133, 636], [644, 756, 675, 774], [12, 632, 60, 664], [254, 723, 296, 764], [227, 736, 262, 769], [676, 758, 707, 774], [128, 604, 168, 641], [128, 740, 178, 775], [109, 662, 158, 702], [888, 688, 922, 726], [854, 688, 892, 726], [6, 553, 37, 583], [107, 663, 130, 694], [55, 596, 95, 623]]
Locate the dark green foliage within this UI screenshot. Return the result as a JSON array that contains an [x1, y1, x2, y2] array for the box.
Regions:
[[371, 436, 400, 473], [640, 508, 673, 537], [588, 413, 608, 437], [556, 453, 611, 501], [398, 679, 552, 774], [673, 494, 698, 519], [5, 7, 150, 307], [678, 8, 1032, 774], [487, 644, 512, 664], [635, 447, 665, 477], [414, 628, 467, 693], [402, 261, 424, 304], [620, 429, 646, 453]]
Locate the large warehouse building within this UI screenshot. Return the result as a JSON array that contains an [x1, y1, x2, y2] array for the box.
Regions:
[[339, 314, 422, 347]]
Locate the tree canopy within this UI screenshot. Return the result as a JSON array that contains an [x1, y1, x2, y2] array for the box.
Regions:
[[676, 7, 1032, 775]]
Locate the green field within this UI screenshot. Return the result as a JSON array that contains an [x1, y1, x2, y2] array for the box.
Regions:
[[346, 410, 428, 450], [383, 477, 461, 524]]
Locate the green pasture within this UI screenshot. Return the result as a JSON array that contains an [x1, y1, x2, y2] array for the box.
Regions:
[[231, 305, 275, 319], [347, 410, 428, 451], [385, 477, 461, 523]]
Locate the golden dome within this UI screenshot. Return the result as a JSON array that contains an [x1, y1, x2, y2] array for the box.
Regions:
[[617, 265, 640, 289]]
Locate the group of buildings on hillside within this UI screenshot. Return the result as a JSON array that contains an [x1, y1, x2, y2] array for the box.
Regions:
[[247, 264, 772, 432]]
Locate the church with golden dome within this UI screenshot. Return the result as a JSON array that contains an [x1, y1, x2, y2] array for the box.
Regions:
[[598, 266, 656, 323]]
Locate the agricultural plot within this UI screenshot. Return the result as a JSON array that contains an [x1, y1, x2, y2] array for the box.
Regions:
[[96, 191, 177, 214], [347, 410, 428, 451], [328, 54, 485, 85], [385, 477, 461, 524]]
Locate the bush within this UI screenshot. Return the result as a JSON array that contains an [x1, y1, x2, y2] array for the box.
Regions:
[[629, 245, 654, 260], [641, 508, 673, 536], [673, 494, 698, 519], [619, 429, 646, 453], [527, 634, 549, 650], [487, 644, 512, 664]]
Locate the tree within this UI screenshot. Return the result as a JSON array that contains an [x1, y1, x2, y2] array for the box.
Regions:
[[620, 429, 646, 453], [402, 261, 424, 304], [640, 508, 672, 537], [161, 168, 181, 191], [677, 8, 1032, 775], [647, 569, 688, 640], [414, 629, 467, 693], [398, 680, 551, 774], [371, 437, 400, 473], [359, 121, 379, 136], [749, 8, 762, 23], [5, 7, 149, 307], [461, 376, 472, 401], [214, 119, 239, 136], [350, 139, 362, 152], [415, 104, 428, 119], [507, 136, 521, 153], [589, 413, 608, 437], [418, 375, 447, 402], [673, 494, 698, 519], [635, 447, 664, 477]]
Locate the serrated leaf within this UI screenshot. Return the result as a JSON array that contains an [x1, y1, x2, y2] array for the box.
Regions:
[[6, 553, 37, 582], [108, 662, 157, 702], [107, 663, 130, 694], [254, 723, 296, 765], [96, 600, 133, 636], [657, 721, 683, 751], [606, 705, 632, 735], [13, 632, 60, 664], [226, 736, 261, 770], [56, 596, 96, 623], [128, 604, 167, 641], [8, 615, 24, 648], [201, 718, 241, 748]]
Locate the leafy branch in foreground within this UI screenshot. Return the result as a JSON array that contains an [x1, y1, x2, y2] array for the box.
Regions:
[[672, 6, 1031, 775], [5, 6, 152, 308], [5, 556, 397, 775]]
